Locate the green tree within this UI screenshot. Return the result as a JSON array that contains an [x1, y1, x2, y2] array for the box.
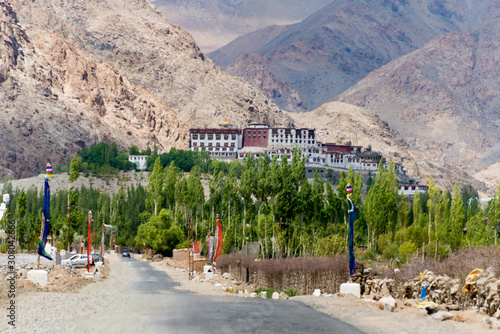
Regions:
[[146, 157, 164, 216], [449, 183, 465, 248], [67, 152, 81, 250], [239, 154, 256, 246]]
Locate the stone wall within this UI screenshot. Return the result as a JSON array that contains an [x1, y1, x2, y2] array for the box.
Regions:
[[366, 267, 500, 318], [224, 258, 500, 317]]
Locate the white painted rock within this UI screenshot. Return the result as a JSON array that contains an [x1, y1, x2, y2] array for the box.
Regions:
[[377, 296, 397, 312], [312, 289, 321, 297], [260, 291, 267, 299], [250, 292, 258, 298], [27, 270, 48, 287], [340, 283, 361, 298], [432, 311, 453, 321], [490, 317, 500, 329], [222, 272, 231, 279], [272, 292, 280, 299]]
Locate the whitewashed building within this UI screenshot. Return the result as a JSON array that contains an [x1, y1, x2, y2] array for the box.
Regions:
[[128, 155, 148, 170]]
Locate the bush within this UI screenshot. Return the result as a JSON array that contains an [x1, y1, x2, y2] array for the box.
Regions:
[[360, 249, 377, 261], [398, 242, 417, 261], [382, 243, 399, 260], [284, 288, 301, 297], [397, 246, 500, 284], [377, 233, 392, 253], [253, 287, 279, 298], [315, 234, 346, 256], [425, 240, 452, 259]]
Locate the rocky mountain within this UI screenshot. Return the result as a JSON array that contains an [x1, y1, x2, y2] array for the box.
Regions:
[[0, 0, 291, 178], [286, 102, 490, 194], [210, 0, 499, 113], [336, 14, 500, 190], [151, 0, 333, 52]]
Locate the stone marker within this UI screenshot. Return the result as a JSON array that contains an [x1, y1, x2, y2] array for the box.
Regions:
[[272, 292, 280, 299], [490, 317, 500, 329], [260, 291, 267, 299], [222, 272, 231, 279], [340, 283, 361, 298], [250, 292, 258, 298], [432, 311, 453, 321], [377, 296, 397, 312], [27, 270, 49, 287], [313, 289, 321, 297]]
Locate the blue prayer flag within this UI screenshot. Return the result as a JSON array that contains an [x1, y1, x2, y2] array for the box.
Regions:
[[37, 178, 52, 261], [348, 198, 356, 276]]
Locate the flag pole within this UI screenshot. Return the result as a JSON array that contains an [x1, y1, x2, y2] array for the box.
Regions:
[[37, 213, 45, 270]]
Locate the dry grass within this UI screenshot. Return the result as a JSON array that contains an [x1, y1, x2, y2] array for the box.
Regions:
[[396, 246, 500, 284]]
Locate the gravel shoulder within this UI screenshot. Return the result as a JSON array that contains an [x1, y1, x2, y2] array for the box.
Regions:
[[1, 254, 498, 333], [152, 258, 499, 334]]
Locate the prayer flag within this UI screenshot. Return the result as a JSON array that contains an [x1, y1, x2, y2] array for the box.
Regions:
[[348, 197, 356, 276], [213, 215, 223, 262], [37, 177, 52, 261]]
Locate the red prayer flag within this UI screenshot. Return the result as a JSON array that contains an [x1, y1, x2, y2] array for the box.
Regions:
[[213, 215, 223, 262], [87, 211, 92, 272]]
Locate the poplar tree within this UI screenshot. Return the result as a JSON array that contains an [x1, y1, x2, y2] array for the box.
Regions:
[[426, 176, 441, 244], [449, 183, 465, 248], [239, 154, 256, 247], [146, 157, 164, 216], [67, 152, 81, 250]]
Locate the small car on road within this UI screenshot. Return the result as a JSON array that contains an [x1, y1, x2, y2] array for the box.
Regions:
[[122, 249, 131, 258], [61, 254, 93, 267]]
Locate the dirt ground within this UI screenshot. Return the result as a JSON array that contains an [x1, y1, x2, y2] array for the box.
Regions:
[[153, 257, 499, 334], [1, 253, 498, 333]]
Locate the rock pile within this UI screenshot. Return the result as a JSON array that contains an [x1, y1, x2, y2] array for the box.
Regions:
[[365, 267, 500, 318]]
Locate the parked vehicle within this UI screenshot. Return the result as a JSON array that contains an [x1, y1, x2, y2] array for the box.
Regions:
[[61, 254, 93, 267], [91, 253, 104, 264], [122, 249, 130, 258]]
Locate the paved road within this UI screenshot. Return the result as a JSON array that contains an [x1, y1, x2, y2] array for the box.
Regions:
[[122, 257, 364, 334], [1, 254, 364, 333]]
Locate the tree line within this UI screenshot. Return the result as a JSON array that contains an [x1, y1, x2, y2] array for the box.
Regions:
[[2, 149, 500, 263]]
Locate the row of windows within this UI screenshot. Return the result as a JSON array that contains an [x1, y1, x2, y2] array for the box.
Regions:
[[192, 135, 237, 140], [271, 139, 314, 144]]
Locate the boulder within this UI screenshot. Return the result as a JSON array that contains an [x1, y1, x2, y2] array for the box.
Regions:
[[340, 283, 360, 298], [27, 270, 49, 287], [377, 296, 397, 312], [490, 317, 500, 329], [432, 311, 453, 321]]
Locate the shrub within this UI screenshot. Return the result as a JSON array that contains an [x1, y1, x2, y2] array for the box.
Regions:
[[382, 243, 399, 260], [377, 233, 392, 253], [397, 245, 500, 284], [398, 242, 417, 261], [253, 287, 278, 298], [284, 288, 301, 297], [360, 249, 377, 261], [315, 234, 346, 256]]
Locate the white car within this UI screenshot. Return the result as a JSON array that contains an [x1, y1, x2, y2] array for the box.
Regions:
[[61, 254, 93, 267]]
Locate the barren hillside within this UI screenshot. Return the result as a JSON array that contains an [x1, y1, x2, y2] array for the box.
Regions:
[[0, 0, 292, 178]]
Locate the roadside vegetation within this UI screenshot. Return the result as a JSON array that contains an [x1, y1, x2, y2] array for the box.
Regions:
[[1, 142, 500, 267]]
